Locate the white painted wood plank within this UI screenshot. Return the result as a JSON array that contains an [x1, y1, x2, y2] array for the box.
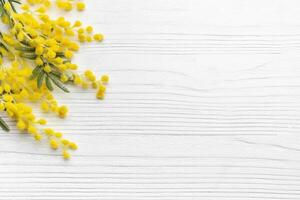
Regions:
[[1, 0, 300, 199]]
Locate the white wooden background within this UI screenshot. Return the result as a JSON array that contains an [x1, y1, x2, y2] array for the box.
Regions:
[[2, 0, 300, 199]]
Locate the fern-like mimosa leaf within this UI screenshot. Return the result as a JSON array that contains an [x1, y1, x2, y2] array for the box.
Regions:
[[37, 72, 45, 88], [45, 75, 53, 91], [49, 74, 69, 93], [30, 65, 43, 80], [0, 117, 9, 132]]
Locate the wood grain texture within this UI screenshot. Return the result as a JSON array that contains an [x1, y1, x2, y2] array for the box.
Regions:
[[1, 0, 300, 199]]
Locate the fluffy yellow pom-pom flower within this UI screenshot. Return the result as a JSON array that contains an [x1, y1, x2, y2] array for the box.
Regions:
[[93, 33, 104, 41], [101, 75, 110, 84], [76, 2, 85, 11], [62, 150, 71, 160]]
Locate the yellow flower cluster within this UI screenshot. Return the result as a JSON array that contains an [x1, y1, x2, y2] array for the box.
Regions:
[[56, 0, 85, 12], [23, 0, 86, 12], [0, 62, 78, 159], [0, 0, 109, 159]]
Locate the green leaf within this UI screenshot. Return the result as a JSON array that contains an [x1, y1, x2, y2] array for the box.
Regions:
[[45, 76, 53, 91], [0, 5, 3, 16], [20, 53, 37, 60], [56, 52, 65, 57], [20, 40, 30, 46], [9, 0, 21, 4], [0, 117, 9, 132], [0, 42, 9, 52], [37, 72, 45, 88], [30, 65, 43, 80], [49, 70, 61, 78], [49, 74, 69, 93], [16, 46, 35, 52]]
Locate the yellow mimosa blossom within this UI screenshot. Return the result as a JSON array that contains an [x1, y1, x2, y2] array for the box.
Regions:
[[0, 0, 109, 159]]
